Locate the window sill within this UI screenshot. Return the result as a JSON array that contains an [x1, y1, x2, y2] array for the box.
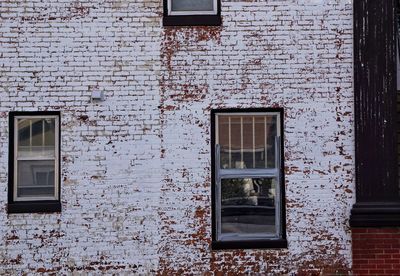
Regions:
[[212, 239, 287, 250], [350, 202, 400, 227], [163, 15, 221, 26], [8, 201, 61, 214]]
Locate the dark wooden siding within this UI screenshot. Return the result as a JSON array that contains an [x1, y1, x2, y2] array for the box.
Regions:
[[398, 92, 400, 183], [354, 0, 399, 202]]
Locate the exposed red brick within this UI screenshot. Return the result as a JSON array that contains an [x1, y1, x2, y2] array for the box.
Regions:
[[352, 228, 400, 275]]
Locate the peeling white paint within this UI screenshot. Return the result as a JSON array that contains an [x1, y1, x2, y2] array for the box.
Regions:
[[0, 0, 354, 274]]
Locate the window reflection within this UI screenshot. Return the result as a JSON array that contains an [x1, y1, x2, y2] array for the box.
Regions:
[[221, 178, 276, 238], [171, 0, 214, 12], [15, 117, 57, 200], [218, 115, 277, 169], [17, 118, 56, 159], [17, 161, 55, 197]]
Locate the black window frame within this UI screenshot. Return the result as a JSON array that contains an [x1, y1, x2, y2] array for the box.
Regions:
[[8, 111, 62, 214], [211, 108, 287, 250], [163, 0, 222, 27]]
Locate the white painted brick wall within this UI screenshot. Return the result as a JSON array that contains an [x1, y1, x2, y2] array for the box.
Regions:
[[0, 0, 354, 274]]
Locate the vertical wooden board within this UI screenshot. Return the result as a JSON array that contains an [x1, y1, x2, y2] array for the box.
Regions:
[[354, 0, 399, 202]]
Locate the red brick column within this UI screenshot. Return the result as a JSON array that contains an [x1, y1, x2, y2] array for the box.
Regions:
[[352, 228, 400, 275]]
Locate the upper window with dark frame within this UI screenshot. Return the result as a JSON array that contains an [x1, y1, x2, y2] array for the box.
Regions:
[[211, 109, 287, 250], [163, 0, 221, 26], [8, 111, 61, 213]]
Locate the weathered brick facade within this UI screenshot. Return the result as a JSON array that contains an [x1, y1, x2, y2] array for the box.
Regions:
[[0, 0, 354, 274]]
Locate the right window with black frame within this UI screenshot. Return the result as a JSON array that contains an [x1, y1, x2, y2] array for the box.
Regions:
[[211, 109, 286, 250]]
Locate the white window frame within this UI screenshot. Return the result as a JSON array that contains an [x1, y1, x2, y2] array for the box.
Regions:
[[168, 0, 218, 15], [215, 112, 282, 242], [13, 115, 59, 201]]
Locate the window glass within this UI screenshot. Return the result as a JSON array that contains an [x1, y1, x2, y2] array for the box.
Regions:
[[214, 111, 284, 246], [15, 117, 57, 200], [17, 160, 55, 198], [254, 116, 266, 168], [171, 0, 214, 12], [31, 118, 43, 147], [18, 120, 30, 147], [230, 116, 242, 168], [17, 118, 55, 159], [218, 114, 278, 169], [221, 178, 277, 239], [44, 118, 55, 147], [267, 116, 278, 167], [242, 117, 254, 169], [214, 111, 283, 245]]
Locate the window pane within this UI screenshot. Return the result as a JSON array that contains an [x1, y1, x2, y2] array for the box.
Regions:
[[242, 117, 254, 168], [254, 116, 267, 168], [266, 116, 278, 168], [217, 114, 279, 169], [220, 178, 277, 239], [31, 118, 43, 147], [218, 116, 230, 168], [17, 118, 56, 158], [44, 118, 55, 146], [17, 119, 31, 147], [230, 116, 242, 168], [17, 160, 55, 198], [171, 0, 214, 12]]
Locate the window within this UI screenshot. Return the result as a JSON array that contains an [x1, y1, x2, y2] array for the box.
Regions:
[[211, 109, 287, 249], [8, 112, 61, 213], [163, 0, 221, 26]]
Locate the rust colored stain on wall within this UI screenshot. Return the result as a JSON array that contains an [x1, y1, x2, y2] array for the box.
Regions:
[[161, 27, 221, 71]]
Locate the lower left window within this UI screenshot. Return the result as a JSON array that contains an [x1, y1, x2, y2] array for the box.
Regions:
[[8, 111, 61, 213]]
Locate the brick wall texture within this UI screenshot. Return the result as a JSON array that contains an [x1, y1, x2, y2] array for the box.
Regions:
[[352, 228, 400, 276], [0, 0, 355, 274]]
